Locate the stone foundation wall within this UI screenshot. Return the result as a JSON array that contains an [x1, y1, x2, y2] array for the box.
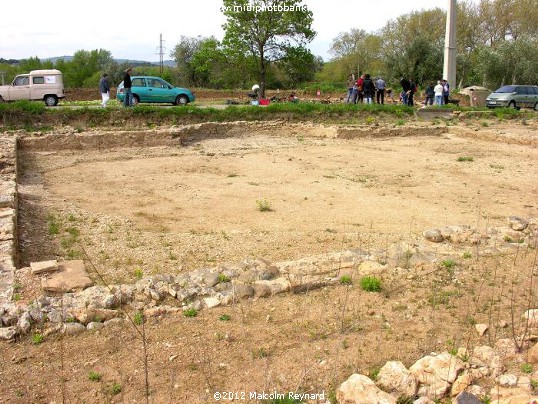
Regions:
[[0, 137, 17, 304]]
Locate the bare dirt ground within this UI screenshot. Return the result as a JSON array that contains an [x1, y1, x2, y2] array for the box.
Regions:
[[1, 118, 537, 403]]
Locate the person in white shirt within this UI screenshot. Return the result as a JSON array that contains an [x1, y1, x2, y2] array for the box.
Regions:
[[434, 80, 444, 105]]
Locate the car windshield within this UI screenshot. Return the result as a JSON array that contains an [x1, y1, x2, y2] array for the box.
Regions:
[[495, 85, 517, 93]]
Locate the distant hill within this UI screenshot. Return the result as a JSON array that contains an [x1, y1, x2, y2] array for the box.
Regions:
[[115, 59, 177, 67], [1, 56, 176, 67], [44, 56, 73, 63], [0, 58, 20, 65]]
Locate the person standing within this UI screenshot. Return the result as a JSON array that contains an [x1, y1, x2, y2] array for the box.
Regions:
[[362, 74, 375, 104], [356, 75, 365, 103], [434, 80, 444, 105], [400, 77, 410, 106], [407, 78, 417, 106], [351, 82, 359, 104], [99, 73, 110, 108], [424, 82, 435, 106], [346, 73, 355, 103], [375, 76, 386, 105], [442, 79, 450, 105], [123, 68, 133, 107]]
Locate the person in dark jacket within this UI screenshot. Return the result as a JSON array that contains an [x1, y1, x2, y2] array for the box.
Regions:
[[407, 78, 417, 106], [123, 68, 133, 107], [442, 79, 450, 104], [400, 77, 410, 105], [99, 73, 110, 108], [362, 74, 375, 104], [423, 83, 435, 106]]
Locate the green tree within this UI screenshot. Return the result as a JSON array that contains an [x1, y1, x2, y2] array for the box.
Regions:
[[476, 38, 538, 88], [18, 56, 53, 72], [275, 46, 321, 88], [171, 36, 205, 86], [61, 49, 113, 87], [329, 29, 384, 82], [380, 8, 445, 83], [190, 37, 229, 88], [222, 0, 316, 97]]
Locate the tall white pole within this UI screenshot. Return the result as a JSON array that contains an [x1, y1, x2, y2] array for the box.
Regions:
[[443, 0, 457, 89]]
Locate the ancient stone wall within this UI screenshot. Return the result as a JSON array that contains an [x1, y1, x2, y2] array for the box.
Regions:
[[0, 137, 17, 305]]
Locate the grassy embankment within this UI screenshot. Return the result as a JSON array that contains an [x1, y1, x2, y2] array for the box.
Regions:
[[0, 100, 526, 132]]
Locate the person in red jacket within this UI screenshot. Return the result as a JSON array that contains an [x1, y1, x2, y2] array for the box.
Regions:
[[356, 75, 364, 103]]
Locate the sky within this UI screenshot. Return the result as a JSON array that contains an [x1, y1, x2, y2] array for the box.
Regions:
[[2, 0, 464, 62]]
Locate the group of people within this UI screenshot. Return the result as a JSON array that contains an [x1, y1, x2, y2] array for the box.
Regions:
[[423, 79, 450, 106], [346, 72, 451, 107], [100, 69, 452, 109], [399, 77, 418, 106], [346, 73, 390, 105], [397, 77, 449, 107], [98, 68, 133, 108]]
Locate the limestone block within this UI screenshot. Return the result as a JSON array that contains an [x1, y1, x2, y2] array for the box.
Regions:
[[31, 260, 59, 274], [41, 260, 93, 292], [336, 374, 396, 404]]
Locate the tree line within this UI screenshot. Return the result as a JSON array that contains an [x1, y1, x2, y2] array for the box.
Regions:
[[321, 0, 537, 90], [0, 0, 536, 93]]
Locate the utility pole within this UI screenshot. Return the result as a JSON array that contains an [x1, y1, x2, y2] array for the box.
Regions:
[[443, 0, 457, 89], [157, 34, 165, 74]]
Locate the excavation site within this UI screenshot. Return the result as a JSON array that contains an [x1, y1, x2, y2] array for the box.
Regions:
[[1, 119, 538, 402]]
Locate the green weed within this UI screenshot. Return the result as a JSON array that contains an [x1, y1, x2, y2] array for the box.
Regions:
[[88, 371, 102, 382], [133, 311, 144, 325], [32, 333, 44, 345], [457, 156, 474, 162], [521, 363, 533, 374], [251, 347, 269, 359], [360, 276, 382, 292], [110, 383, 122, 395], [340, 275, 352, 285], [441, 259, 456, 268], [256, 198, 272, 212], [184, 308, 198, 317], [134, 268, 144, 280], [47, 214, 60, 235]]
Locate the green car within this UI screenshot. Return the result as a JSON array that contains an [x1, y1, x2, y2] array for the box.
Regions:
[[486, 85, 538, 110], [116, 76, 195, 105]]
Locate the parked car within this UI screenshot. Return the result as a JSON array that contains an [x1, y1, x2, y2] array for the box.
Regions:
[[486, 85, 538, 110], [0, 69, 65, 106], [116, 76, 195, 105]]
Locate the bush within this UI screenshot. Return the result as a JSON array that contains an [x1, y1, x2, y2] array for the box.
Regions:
[[360, 276, 382, 292]]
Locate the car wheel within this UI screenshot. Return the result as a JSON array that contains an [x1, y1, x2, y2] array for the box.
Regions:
[[508, 101, 517, 109], [132, 95, 140, 106], [534, 102, 538, 111], [175, 95, 189, 105], [44, 95, 58, 106]]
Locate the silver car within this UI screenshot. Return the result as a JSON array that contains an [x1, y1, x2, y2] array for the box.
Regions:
[[486, 85, 538, 110]]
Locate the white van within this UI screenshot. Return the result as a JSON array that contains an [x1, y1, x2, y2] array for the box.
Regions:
[[0, 69, 65, 106]]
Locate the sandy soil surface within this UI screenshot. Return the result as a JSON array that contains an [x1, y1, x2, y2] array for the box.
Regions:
[[16, 121, 538, 280], [2, 119, 537, 403]]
